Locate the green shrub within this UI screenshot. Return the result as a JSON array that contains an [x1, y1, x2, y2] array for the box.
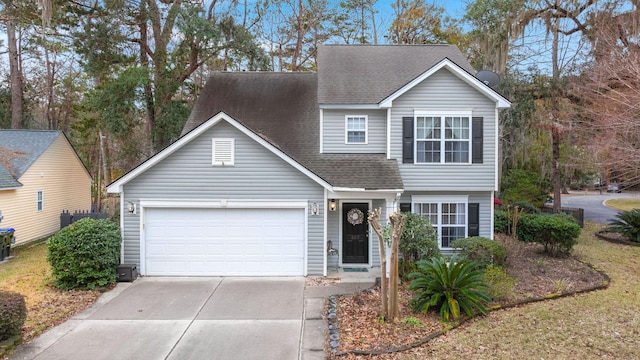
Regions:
[[494, 210, 509, 234], [501, 169, 550, 208], [450, 237, 507, 268], [483, 265, 515, 301], [0, 291, 27, 341], [515, 213, 581, 256], [48, 218, 121, 290], [506, 200, 541, 214], [605, 209, 640, 243], [408, 256, 491, 322], [399, 212, 441, 262], [398, 258, 418, 282]]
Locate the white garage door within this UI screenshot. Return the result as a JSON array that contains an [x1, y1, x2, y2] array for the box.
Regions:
[[144, 207, 305, 276]]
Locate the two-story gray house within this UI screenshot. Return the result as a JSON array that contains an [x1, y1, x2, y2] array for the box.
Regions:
[[107, 45, 510, 277]]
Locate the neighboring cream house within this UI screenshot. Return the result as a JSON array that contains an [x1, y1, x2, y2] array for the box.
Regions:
[[0, 130, 92, 245]]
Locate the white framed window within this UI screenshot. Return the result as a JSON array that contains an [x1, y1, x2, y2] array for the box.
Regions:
[[36, 190, 44, 212], [415, 113, 470, 163], [212, 138, 234, 166], [412, 196, 468, 248], [345, 115, 368, 144]]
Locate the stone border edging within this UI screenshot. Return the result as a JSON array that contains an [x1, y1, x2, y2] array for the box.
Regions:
[[330, 259, 611, 357], [595, 230, 640, 247]]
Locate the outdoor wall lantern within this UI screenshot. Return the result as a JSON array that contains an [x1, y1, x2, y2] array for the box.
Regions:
[[329, 199, 337, 212], [126, 201, 136, 214], [311, 202, 319, 216]]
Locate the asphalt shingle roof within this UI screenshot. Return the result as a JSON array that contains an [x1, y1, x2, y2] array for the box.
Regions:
[[0, 130, 61, 189], [317, 44, 476, 105], [181, 72, 404, 190]]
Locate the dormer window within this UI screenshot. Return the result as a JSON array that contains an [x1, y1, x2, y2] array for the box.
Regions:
[[345, 115, 368, 144], [212, 138, 234, 166]]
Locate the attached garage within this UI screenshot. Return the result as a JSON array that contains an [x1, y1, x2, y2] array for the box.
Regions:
[[142, 206, 306, 276]]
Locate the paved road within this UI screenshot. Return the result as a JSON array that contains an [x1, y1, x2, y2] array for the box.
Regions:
[[559, 191, 640, 224]]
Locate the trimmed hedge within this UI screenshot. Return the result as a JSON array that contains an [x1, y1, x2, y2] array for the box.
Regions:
[[450, 236, 507, 267], [516, 213, 581, 256], [47, 218, 121, 290], [0, 291, 27, 341]]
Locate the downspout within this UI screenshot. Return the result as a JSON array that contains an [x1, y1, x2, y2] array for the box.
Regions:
[[319, 109, 324, 154], [386, 108, 391, 159], [323, 188, 328, 276], [119, 190, 125, 264]]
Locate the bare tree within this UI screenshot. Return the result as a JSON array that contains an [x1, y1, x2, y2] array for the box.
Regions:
[[573, 10, 640, 188]]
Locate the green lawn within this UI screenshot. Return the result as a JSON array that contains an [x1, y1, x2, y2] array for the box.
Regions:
[[0, 241, 100, 344], [604, 198, 640, 212], [409, 222, 640, 359]]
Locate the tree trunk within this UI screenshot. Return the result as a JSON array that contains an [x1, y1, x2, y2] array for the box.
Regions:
[[387, 211, 405, 322], [552, 128, 562, 211], [7, 19, 24, 129], [368, 208, 388, 320]]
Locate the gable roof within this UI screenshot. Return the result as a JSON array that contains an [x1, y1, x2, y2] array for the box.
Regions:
[[0, 130, 62, 190], [0, 166, 21, 190], [317, 44, 476, 105], [181, 72, 403, 191]]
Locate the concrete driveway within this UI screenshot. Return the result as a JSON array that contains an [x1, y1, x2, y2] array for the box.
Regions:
[[10, 277, 326, 360]]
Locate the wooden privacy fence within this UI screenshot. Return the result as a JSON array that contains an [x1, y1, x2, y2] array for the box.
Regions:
[[542, 205, 584, 228], [60, 210, 109, 229]]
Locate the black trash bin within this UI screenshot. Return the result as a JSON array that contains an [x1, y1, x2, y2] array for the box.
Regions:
[[0, 228, 15, 261]]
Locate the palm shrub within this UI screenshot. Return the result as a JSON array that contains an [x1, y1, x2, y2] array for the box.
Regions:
[[48, 218, 121, 290], [408, 256, 491, 322], [606, 209, 640, 243], [450, 236, 507, 268]]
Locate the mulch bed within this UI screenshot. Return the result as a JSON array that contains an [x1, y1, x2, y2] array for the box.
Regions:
[[327, 234, 609, 358]]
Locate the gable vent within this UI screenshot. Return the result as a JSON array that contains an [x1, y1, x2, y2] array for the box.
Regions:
[[212, 138, 235, 166]]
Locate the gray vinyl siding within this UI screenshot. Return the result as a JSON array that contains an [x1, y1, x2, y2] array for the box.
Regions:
[[391, 69, 497, 191], [121, 121, 325, 275], [399, 191, 493, 240], [371, 199, 386, 267], [322, 109, 387, 153]]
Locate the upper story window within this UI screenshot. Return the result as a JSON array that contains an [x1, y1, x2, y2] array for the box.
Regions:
[[345, 115, 368, 144], [416, 115, 470, 163], [36, 190, 44, 212], [212, 138, 235, 166]]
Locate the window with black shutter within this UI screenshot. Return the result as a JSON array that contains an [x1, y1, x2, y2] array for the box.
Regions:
[[402, 117, 414, 163], [472, 117, 483, 164], [468, 203, 479, 236]]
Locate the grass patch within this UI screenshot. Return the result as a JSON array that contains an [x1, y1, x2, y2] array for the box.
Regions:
[[409, 222, 640, 360], [604, 198, 640, 211], [0, 241, 101, 344]]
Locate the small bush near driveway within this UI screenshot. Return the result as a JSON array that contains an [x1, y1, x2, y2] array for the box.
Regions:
[[0, 291, 27, 341], [48, 218, 121, 290]]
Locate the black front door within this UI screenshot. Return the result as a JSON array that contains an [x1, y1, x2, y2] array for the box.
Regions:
[[342, 203, 369, 264]]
